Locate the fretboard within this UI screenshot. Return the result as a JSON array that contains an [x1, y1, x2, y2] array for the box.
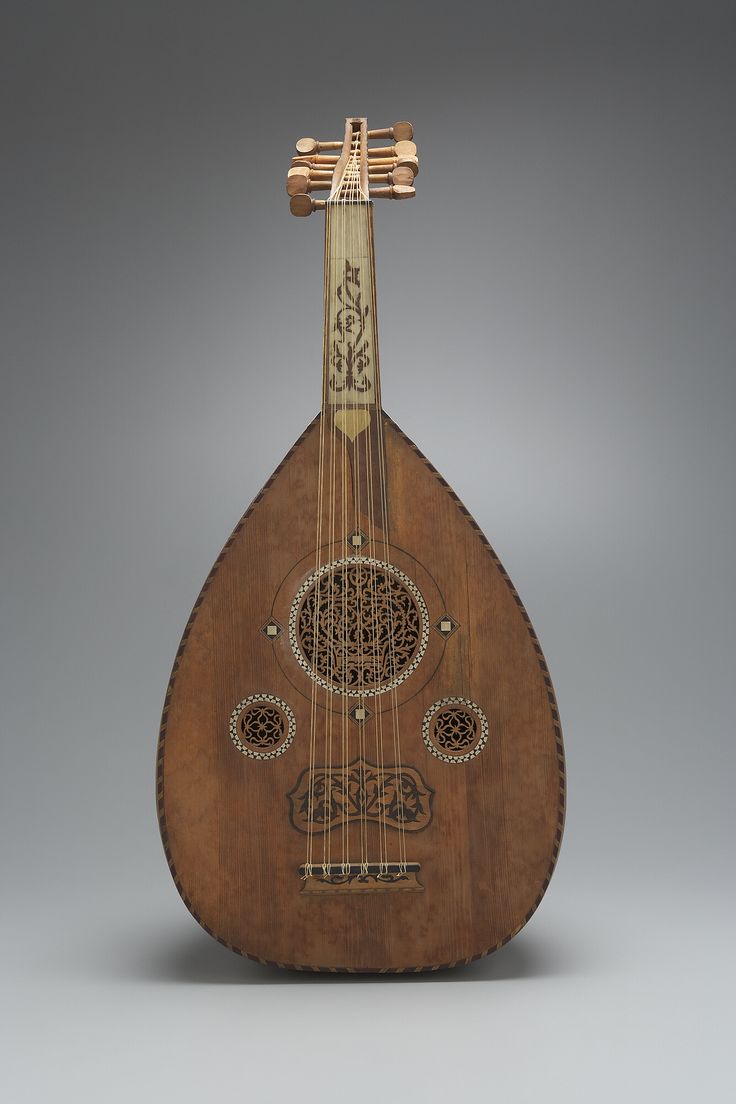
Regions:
[[322, 203, 380, 412]]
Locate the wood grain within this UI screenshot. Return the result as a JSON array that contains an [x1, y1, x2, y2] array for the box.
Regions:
[[157, 414, 565, 972]]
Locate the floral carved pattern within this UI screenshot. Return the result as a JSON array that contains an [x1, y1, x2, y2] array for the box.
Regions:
[[288, 759, 434, 833], [295, 560, 423, 694], [329, 261, 372, 396], [239, 705, 285, 749], [432, 708, 477, 752]]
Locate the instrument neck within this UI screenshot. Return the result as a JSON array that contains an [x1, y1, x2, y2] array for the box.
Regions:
[[322, 202, 381, 414]]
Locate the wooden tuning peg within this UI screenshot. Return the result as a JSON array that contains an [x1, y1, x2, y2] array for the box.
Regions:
[[368, 141, 417, 161], [370, 184, 416, 200], [286, 166, 310, 195], [367, 145, 398, 159], [289, 194, 326, 216], [286, 167, 334, 196], [295, 137, 343, 156], [396, 153, 419, 177], [390, 164, 416, 187], [291, 155, 340, 169], [394, 140, 417, 159], [367, 120, 414, 142]]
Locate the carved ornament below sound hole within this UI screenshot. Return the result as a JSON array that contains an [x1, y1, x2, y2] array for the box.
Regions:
[[229, 695, 295, 760], [288, 557, 430, 697], [422, 697, 489, 763], [288, 759, 434, 833]]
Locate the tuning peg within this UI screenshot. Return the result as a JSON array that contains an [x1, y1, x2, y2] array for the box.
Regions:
[[367, 145, 397, 159], [370, 185, 416, 200], [287, 162, 337, 192], [286, 166, 310, 194], [367, 121, 414, 142], [390, 165, 416, 187], [394, 140, 417, 159], [393, 155, 419, 179], [291, 156, 339, 170], [295, 155, 339, 167], [366, 141, 417, 161], [295, 137, 342, 156], [289, 194, 326, 217]]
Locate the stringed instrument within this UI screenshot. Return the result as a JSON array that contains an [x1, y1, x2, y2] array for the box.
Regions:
[[157, 117, 565, 972]]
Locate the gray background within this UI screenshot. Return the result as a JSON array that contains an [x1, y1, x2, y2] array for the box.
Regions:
[[2, 1, 734, 1100]]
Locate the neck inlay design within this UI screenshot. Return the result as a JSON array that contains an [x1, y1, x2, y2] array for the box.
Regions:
[[323, 205, 379, 410]]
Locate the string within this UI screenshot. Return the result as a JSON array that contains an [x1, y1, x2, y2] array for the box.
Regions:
[[348, 135, 369, 876], [362, 223, 385, 875], [370, 192, 409, 873], [355, 135, 390, 876], [361, 194, 406, 874], [324, 195, 339, 877], [304, 201, 330, 878], [306, 125, 410, 880], [340, 137, 351, 874]]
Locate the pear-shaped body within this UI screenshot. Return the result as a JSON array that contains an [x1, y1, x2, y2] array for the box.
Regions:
[[157, 414, 564, 971]]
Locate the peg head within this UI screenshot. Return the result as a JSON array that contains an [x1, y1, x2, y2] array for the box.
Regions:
[[286, 167, 311, 196], [390, 164, 415, 187], [288, 118, 419, 215], [290, 193, 316, 216], [394, 140, 417, 159]]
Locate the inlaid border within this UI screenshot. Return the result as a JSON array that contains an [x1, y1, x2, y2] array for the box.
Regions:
[[156, 413, 566, 973]]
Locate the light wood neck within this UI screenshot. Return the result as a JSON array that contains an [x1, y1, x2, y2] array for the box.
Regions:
[[322, 202, 381, 419]]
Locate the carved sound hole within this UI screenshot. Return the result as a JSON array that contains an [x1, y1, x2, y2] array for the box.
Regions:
[[240, 705, 284, 749], [422, 697, 489, 764], [291, 558, 429, 696], [229, 695, 295, 760], [432, 708, 477, 752]]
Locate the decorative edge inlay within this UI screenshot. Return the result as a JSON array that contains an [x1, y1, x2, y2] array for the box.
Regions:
[[422, 696, 489, 763], [229, 694, 296, 760], [157, 413, 566, 973], [287, 555, 430, 697]]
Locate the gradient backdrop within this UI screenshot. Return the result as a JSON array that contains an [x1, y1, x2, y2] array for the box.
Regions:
[[2, 2, 734, 1100]]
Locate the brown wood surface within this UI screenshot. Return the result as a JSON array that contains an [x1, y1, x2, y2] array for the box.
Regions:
[[157, 413, 565, 972]]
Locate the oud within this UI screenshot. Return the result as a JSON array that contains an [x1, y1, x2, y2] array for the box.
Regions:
[[157, 118, 565, 972]]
